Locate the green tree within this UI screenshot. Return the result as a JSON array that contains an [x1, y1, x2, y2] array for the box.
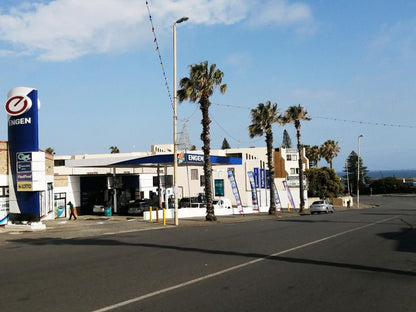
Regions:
[[281, 129, 292, 148], [110, 146, 120, 154], [305, 167, 344, 199], [305, 145, 320, 168], [248, 101, 282, 214], [320, 140, 340, 169], [178, 61, 227, 221], [282, 105, 311, 213], [45, 147, 55, 155], [370, 177, 411, 194], [343, 151, 369, 195], [221, 138, 231, 149]]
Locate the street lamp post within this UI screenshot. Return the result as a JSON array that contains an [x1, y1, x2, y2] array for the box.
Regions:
[[357, 134, 363, 208], [173, 17, 188, 226]]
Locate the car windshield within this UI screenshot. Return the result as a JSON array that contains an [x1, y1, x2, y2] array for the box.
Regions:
[[312, 201, 324, 205]]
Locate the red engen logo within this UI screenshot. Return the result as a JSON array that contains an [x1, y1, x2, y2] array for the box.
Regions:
[[5, 95, 32, 116]]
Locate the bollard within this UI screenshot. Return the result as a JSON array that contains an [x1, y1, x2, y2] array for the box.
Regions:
[[288, 203, 290, 212], [156, 207, 159, 223], [163, 208, 166, 226], [149, 206, 152, 222]]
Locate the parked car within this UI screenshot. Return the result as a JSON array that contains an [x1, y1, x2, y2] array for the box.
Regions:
[[309, 200, 334, 214], [179, 197, 199, 208], [213, 198, 232, 209], [190, 203, 206, 208], [92, 205, 105, 214], [127, 200, 150, 216]]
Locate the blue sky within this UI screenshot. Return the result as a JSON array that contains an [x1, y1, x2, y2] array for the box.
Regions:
[[0, 0, 415, 172]]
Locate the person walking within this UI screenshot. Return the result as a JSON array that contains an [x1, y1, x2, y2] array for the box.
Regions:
[[68, 201, 77, 220]]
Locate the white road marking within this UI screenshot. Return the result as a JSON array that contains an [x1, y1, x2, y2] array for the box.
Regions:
[[91, 216, 397, 312]]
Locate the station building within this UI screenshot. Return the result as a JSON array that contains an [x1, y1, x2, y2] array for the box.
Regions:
[[51, 145, 309, 218], [0, 142, 309, 223]]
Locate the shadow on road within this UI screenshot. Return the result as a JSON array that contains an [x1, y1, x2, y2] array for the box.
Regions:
[[9, 235, 416, 277], [378, 226, 416, 253]]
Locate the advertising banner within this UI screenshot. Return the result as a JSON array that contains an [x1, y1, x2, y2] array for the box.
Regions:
[[273, 183, 282, 211], [283, 181, 296, 210], [0, 197, 9, 225], [260, 169, 265, 189], [253, 168, 259, 188], [247, 171, 259, 211], [227, 169, 243, 213]]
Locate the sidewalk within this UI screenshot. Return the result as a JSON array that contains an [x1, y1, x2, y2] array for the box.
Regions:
[[0, 204, 371, 241]]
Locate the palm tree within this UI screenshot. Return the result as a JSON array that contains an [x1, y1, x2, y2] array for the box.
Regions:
[[282, 105, 311, 213], [320, 140, 340, 169], [178, 61, 227, 221], [305, 145, 320, 167], [248, 101, 282, 215], [110, 146, 119, 154]]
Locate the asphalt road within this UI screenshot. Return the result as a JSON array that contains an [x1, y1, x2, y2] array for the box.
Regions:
[[1, 195, 415, 312]]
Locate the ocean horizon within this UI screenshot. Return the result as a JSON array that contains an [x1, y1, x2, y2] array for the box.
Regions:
[[367, 169, 416, 178], [337, 169, 416, 178]]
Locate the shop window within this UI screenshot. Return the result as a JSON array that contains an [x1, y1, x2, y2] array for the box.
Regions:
[[191, 169, 198, 180]]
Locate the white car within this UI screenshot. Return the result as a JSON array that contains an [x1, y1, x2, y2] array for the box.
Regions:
[[213, 198, 232, 209], [309, 200, 334, 214], [93, 205, 105, 214]]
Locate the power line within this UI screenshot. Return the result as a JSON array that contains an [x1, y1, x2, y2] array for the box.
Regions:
[[211, 102, 415, 129], [312, 116, 416, 129], [145, 1, 173, 109]]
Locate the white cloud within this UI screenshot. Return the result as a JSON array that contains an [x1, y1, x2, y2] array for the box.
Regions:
[[0, 0, 314, 61], [248, 0, 316, 34], [370, 18, 416, 63]]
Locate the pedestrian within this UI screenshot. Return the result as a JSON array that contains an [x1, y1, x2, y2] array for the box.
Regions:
[[68, 201, 77, 220], [347, 200, 351, 208]]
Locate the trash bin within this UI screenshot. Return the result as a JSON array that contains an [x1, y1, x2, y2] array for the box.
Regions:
[[104, 207, 112, 216]]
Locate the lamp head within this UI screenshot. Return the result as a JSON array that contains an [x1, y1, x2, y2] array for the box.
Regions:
[[176, 17, 189, 24]]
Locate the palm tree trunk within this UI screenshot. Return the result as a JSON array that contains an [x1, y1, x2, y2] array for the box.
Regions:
[[200, 99, 216, 221], [266, 132, 276, 214], [296, 125, 305, 213]]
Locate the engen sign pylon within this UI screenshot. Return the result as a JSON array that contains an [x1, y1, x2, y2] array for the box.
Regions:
[[6, 87, 42, 223]]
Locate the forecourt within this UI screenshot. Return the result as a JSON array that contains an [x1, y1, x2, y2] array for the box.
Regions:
[[0, 195, 415, 312]]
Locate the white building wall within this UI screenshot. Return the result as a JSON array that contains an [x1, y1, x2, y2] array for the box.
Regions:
[[53, 146, 308, 215]]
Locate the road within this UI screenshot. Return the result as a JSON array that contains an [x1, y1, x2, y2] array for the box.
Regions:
[[1, 195, 415, 312]]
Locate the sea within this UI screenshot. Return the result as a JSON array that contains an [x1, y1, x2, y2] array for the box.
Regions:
[[337, 169, 416, 179], [366, 169, 416, 179]]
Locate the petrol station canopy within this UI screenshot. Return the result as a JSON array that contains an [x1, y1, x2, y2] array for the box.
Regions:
[[65, 152, 242, 168]]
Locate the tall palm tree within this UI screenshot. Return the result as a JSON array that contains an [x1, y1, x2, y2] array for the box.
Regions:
[[282, 105, 311, 213], [177, 61, 227, 221], [320, 140, 340, 169], [305, 145, 320, 167], [248, 101, 282, 215]]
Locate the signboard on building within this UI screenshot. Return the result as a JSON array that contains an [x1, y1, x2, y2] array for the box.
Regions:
[[287, 175, 307, 187], [214, 179, 224, 197]]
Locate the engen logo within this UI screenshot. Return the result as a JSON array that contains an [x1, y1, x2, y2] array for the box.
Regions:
[[5, 87, 40, 117], [5, 94, 32, 116], [187, 154, 204, 163]]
